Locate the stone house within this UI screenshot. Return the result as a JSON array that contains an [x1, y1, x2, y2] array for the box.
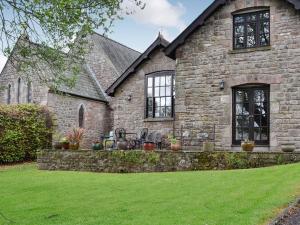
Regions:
[[165, 0, 300, 151], [2, 0, 300, 151], [0, 32, 140, 147]]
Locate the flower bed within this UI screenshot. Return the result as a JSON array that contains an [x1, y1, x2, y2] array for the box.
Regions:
[[37, 150, 300, 173]]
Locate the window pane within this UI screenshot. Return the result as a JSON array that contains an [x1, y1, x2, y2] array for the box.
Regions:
[[160, 87, 166, 96], [246, 14, 256, 22], [147, 98, 153, 118], [234, 16, 245, 23], [166, 76, 172, 85], [161, 98, 166, 107], [147, 88, 153, 97], [254, 115, 260, 127], [155, 108, 160, 118], [254, 128, 261, 141], [166, 107, 172, 117], [161, 107, 166, 117], [235, 36, 245, 49], [236, 115, 249, 127], [155, 98, 161, 108], [166, 86, 171, 96], [155, 87, 159, 97], [160, 76, 166, 86], [147, 77, 153, 87], [236, 127, 243, 140], [235, 24, 244, 36], [261, 127, 268, 140], [155, 77, 160, 87], [243, 129, 249, 140], [236, 103, 249, 115], [166, 97, 172, 106]]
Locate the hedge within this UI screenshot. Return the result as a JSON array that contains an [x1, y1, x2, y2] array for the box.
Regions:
[[0, 104, 52, 164]]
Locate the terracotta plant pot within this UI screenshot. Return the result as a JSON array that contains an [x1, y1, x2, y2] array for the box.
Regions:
[[70, 142, 80, 150], [144, 142, 155, 151], [241, 141, 255, 152], [281, 143, 295, 152], [62, 142, 69, 150], [171, 142, 181, 151], [53, 142, 62, 150], [92, 142, 103, 151]]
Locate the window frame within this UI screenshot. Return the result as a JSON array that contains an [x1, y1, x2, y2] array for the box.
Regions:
[[233, 9, 270, 50], [145, 70, 175, 119], [232, 84, 270, 146], [78, 105, 85, 128]]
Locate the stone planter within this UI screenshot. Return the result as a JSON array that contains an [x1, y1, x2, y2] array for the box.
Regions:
[[281, 143, 296, 152], [144, 142, 155, 151], [241, 141, 255, 152]]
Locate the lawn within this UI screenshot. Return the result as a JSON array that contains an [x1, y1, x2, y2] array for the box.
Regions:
[[1, 164, 300, 225]]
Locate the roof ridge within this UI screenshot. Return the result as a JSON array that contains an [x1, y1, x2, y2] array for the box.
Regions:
[[92, 31, 141, 54]]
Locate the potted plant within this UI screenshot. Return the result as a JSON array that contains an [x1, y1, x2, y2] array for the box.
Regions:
[[241, 139, 255, 152], [61, 137, 70, 150], [281, 143, 296, 152], [168, 135, 181, 151], [92, 141, 103, 150], [53, 132, 63, 149], [67, 128, 84, 150]]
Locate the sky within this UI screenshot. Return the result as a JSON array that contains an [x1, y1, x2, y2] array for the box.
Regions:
[[0, 0, 214, 71]]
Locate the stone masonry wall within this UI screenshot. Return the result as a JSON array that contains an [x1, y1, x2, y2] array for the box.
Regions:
[[37, 149, 300, 173], [175, 0, 300, 151], [111, 47, 175, 136], [0, 58, 49, 105], [47, 93, 111, 148]]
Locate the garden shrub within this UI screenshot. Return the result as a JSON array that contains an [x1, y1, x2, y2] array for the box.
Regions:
[[0, 104, 52, 164]]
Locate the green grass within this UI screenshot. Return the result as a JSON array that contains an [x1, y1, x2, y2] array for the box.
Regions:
[[1, 164, 300, 225]]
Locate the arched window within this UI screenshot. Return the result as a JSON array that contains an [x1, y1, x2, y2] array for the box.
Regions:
[[79, 105, 85, 128], [27, 82, 32, 103], [7, 84, 11, 104], [17, 78, 21, 104]]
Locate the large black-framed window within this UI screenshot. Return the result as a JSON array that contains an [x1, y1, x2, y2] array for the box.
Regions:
[[146, 71, 175, 119], [79, 105, 85, 128], [233, 10, 270, 49], [232, 84, 270, 145]]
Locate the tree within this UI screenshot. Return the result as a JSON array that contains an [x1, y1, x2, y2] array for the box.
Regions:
[[0, 0, 144, 90]]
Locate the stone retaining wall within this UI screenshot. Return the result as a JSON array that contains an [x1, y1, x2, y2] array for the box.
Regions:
[[37, 150, 300, 173]]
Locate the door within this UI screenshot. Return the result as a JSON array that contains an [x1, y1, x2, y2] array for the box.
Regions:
[[232, 85, 270, 145]]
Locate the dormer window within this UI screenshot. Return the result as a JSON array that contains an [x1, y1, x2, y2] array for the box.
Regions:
[[233, 10, 270, 49]]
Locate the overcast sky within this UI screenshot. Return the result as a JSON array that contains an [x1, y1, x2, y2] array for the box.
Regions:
[[0, 0, 214, 71]]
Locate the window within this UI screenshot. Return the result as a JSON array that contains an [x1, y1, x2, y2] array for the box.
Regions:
[[27, 82, 32, 103], [233, 10, 270, 49], [17, 78, 21, 104], [79, 105, 85, 128], [146, 71, 175, 118], [7, 84, 11, 104], [232, 84, 270, 145]]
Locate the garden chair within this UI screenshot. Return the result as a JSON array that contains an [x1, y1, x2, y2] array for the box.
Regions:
[[134, 128, 148, 149], [103, 131, 115, 150]]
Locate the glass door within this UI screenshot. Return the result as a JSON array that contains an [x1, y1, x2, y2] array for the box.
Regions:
[[233, 85, 270, 145]]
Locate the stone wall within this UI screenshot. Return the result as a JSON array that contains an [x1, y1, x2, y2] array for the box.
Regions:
[[37, 149, 300, 173], [175, 0, 300, 151], [47, 93, 111, 148], [0, 58, 49, 105], [111, 47, 175, 136]]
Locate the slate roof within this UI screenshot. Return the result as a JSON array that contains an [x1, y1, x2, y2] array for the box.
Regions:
[[92, 32, 141, 75], [57, 65, 107, 102], [165, 0, 300, 59], [106, 34, 169, 96]]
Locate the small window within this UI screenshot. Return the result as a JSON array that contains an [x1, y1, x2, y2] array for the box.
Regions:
[[7, 84, 11, 104], [79, 105, 85, 128], [146, 71, 175, 118], [17, 78, 21, 104], [27, 82, 32, 103], [233, 10, 270, 49]]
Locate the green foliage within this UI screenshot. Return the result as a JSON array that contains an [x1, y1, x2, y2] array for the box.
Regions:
[[0, 104, 52, 164]]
